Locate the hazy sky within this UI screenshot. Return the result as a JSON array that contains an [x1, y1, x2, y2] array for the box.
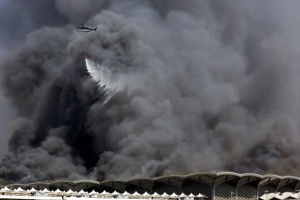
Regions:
[[0, 0, 14, 159]]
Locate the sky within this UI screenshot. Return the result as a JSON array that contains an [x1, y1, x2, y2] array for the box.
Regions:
[[1, 0, 300, 184], [0, 0, 15, 159]]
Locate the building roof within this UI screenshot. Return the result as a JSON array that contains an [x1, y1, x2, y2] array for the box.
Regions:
[[2, 172, 300, 193]]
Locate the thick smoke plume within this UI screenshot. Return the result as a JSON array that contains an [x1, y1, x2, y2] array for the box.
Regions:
[[1, 0, 300, 183]]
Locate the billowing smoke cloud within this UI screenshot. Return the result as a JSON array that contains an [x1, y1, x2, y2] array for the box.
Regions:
[[54, 0, 109, 24], [1, 0, 300, 183]]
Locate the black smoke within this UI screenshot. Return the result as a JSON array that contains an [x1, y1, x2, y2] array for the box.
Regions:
[[1, 0, 300, 183]]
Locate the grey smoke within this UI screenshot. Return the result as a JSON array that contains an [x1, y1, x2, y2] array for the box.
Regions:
[[0, 0, 67, 49], [55, 0, 109, 24], [1, 0, 300, 183]]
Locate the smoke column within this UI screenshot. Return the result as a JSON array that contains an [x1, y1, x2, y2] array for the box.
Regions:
[[1, 0, 300, 183]]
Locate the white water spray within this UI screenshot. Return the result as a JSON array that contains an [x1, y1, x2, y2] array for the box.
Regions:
[[85, 58, 131, 104]]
